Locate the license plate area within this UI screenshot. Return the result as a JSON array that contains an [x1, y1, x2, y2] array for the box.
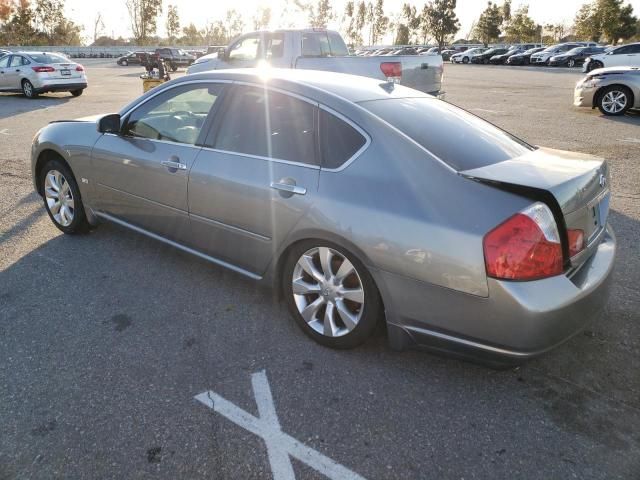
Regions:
[[61, 69, 71, 76], [587, 191, 610, 243]]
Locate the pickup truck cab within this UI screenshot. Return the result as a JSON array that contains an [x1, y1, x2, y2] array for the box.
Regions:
[[188, 29, 444, 96], [154, 48, 195, 71]]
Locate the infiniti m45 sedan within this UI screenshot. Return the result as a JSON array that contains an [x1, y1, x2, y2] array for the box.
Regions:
[[31, 69, 615, 365]]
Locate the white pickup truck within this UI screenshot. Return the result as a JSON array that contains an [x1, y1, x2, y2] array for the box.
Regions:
[[187, 29, 444, 96]]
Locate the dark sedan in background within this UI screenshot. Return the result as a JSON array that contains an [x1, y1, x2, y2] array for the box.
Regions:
[[549, 46, 607, 68], [116, 51, 147, 66], [490, 48, 524, 64], [506, 47, 546, 65], [472, 48, 508, 64]]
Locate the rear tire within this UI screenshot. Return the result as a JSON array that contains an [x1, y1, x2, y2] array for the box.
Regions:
[[597, 85, 632, 116], [22, 79, 38, 98], [282, 241, 382, 349], [567, 58, 576, 68], [483, 58, 489, 65], [170, 63, 178, 72], [39, 159, 90, 234], [70, 89, 83, 97]]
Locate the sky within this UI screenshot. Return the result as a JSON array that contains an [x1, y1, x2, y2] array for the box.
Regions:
[[64, 0, 640, 44]]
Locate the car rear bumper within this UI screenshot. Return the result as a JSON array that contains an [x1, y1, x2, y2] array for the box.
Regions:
[[35, 81, 87, 93], [381, 226, 615, 364]]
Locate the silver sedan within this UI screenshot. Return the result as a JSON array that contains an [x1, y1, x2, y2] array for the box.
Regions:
[[0, 51, 87, 98], [31, 69, 615, 365]]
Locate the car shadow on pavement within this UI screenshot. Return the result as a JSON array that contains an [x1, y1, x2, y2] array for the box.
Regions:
[[597, 109, 640, 125], [0, 94, 72, 120]]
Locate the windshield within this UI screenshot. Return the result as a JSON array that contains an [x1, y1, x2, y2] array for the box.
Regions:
[[27, 53, 69, 64], [566, 47, 586, 55], [359, 97, 533, 171]]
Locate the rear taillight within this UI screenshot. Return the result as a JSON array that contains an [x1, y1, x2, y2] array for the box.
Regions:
[[75, 65, 84, 71], [380, 62, 402, 79], [484, 202, 563, 281], [32, 66, 55, 73], [567, 229, 585, 257]]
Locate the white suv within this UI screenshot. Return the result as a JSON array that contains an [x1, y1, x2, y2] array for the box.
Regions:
[[584, 43, 640, 72]]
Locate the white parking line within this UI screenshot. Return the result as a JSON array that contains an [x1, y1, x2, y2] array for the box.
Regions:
[[195, 370, 367, 480], [0, 129, 10, 135], [618, 138, 640, 144], [472, 108, 505, 114]]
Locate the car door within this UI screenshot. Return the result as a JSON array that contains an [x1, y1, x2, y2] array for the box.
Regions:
[[605, 45, 634, 67], [620, 44, 640, 67], [187, 85, 320, 276], [90, 82, 226, 243], [5, 55, 26, 90], [0, 55, 11, 89]]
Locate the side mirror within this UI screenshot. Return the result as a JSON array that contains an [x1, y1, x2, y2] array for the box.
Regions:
[[98, 113, 121, 134]]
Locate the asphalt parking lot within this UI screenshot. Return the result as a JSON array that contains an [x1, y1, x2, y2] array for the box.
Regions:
[[1, 59, 639, 479]]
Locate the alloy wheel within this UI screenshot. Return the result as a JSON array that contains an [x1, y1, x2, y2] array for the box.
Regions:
[[601, 90, 627, 114], [23, 81, 33, 97], [44, 170, 75, 227], [291, 247, 364, 338], [568, 59, 575, 68]]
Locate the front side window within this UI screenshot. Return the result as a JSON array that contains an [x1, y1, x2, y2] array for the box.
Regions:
[[213, 86, 317, 165], [228, 35, 260, 61], [319, 110, 366, 169], [265, 33, 285, 59], [124, 83, 223, 145]]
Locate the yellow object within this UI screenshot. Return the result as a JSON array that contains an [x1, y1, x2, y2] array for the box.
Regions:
[[142, 78, 164, 93]]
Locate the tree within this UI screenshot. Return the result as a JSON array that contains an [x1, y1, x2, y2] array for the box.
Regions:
[[0, 0, 13, 22], [166, 5, 180, 41], [93, 12, 104, 43], [125, 0, 163, 45], [180, 22, 201, 45], [394, 23, 409, 44], [421, 0, 460, 49], [574, 2, 600, 41], [53, 17, 82, 45], [393, 3, 419, 44], [573, 0, 638, 43], [224, 9, 244, 40], [503, 5, 538, 42], [201, 19, 226, 45], [355, 0, 366, 44], [252, 6, 271, 30], [474, 1, 503, 45], [343, 1, 362, 45], [34, 0, 64, 40], [0, 0, 35, 44], [295, 0, 333, 29], [371, 0, 388, 44]]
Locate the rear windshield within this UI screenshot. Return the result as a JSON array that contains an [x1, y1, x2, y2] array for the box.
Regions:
[[28, 53, 69, 64], [359, 97, 533, 171]]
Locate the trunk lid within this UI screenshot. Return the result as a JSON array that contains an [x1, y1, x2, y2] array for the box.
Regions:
[[47, 62, 83, 80], [461, 147, 611, 269]]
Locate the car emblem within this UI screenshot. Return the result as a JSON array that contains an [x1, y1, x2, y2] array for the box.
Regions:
[[599, 174, 606, 188]]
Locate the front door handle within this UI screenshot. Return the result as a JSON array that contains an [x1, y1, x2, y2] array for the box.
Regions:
[[161, 159, 187, 171], [270, 182, 306, 196]]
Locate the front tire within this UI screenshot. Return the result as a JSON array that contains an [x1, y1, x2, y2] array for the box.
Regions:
[[22, 79, 38, 98], [170, 63, 178, 72], [462, 56, 469, 64], [40, 159, 90, 234], [587, 60, 603, 72], [121, 59, 128, 66], [567, 58, 576, 68], [597, 86, 632, 116], [282, 241, 382, 349]]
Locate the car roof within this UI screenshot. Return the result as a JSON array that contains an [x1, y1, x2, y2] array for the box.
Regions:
[[172, 68, 433, 104]]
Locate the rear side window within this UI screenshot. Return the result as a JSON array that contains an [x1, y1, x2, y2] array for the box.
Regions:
[[327, 32, 349, 56], [27, 53, 68, 63], [214, 86, 317, 165], [302, 32, 331, 57], [359, 97, 533, 171], [320, 110, 366, 169]]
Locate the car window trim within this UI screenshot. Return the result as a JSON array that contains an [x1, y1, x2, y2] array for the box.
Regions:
[[118, 79, 231, 147], [202, 82, 321, 168], [318, 105, 371, 173]]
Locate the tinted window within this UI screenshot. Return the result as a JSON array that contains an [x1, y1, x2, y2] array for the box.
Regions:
[[327, 32, 349, 56], [302, 32, 331, 57], [320, 110, 366, 169], [628, 44, 640, 54], [360, 97, 533, 171], [0, 56, 10, 68], [124, 84, 222, 145], [214, 87, 316, 164], [27, 53, 68, 63]]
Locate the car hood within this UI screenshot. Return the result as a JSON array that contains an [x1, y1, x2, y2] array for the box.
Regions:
[[587, 66, 639, 76]]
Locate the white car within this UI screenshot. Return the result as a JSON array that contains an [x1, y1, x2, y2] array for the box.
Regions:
[[583, 42, 640, 72], [450, 48, 487, 64]]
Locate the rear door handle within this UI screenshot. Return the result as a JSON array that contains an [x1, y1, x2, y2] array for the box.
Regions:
[[161, 159, 187, 170], [270, 182, 306, 196]]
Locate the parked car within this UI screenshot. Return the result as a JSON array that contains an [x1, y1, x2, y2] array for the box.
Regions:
[[471, 48, 509, 64], [450, 47, 488, 64], [530, 43, 595, 65], [440, 49, 457, 61], [506, 47, 546, 65], [188, 29, 444, 96], [489, 48, 524, 64], [30, 69, 614, 364], [549, 46, 607, 67], [575, 66, 640, 115], [116, 51, 147, 66], [0, 51, 87, 98], [154, 48, 195, 71], [583, 42, 640, 72]]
